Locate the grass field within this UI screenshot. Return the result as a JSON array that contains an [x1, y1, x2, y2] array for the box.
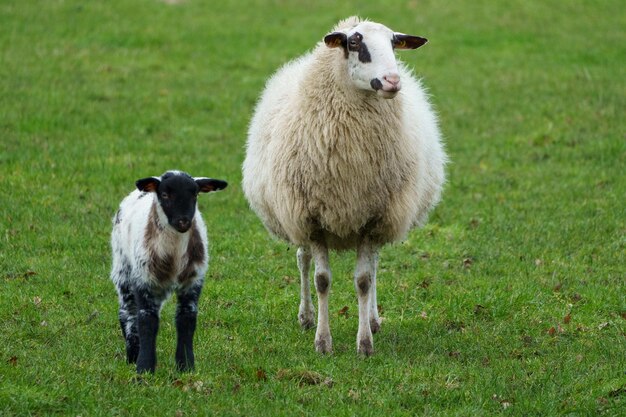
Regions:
[[1, 0, 624, 415]]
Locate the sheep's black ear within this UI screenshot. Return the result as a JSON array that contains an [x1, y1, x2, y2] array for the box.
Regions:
[[324, 32, 347, 49], [135, 177, 161, 192], [393, 34, 428, 49], [195, 178, 228, 193]]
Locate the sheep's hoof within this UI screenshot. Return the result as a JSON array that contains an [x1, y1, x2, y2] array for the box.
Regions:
[[299, 315, 316, 330], [358, 338, 374, 357], [370, 317, 382, 334], [315, 337, 333, 354], [298, 304, 316, 330]]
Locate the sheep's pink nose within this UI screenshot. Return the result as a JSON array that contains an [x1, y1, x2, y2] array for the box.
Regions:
[[383, 73, 400, 88]]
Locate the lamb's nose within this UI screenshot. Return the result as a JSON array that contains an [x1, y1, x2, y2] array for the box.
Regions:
[[177, 219, 191, 231]]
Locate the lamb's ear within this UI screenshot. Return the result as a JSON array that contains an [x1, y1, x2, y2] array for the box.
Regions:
[[393, 34, 428, 49], [135, 177, 161, 192], [195, 178, 228, 193], [324, 32, 347, 49]]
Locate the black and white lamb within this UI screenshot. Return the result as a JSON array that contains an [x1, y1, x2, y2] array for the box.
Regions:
[[110, 170, 227, 373]]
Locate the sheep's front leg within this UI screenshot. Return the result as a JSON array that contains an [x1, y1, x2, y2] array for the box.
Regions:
[[311, 241, 332, 354], [297, 246, 315, 329], [134, 286, 163, 373], [355, 241, 379, 356], [117, 282, 139, 364], [175, 284, 202, 372]]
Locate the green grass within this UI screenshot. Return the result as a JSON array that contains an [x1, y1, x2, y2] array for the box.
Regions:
[[1, 0, 624, 415]]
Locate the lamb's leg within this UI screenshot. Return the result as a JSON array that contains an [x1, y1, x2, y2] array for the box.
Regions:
[[355, 240, 378, 356], [134, 286, 162, 373], [311, 241, 332, 354], [175, 284, 202, 372], [369, 254, 382, 334], [297, 246, 315, 329], [117, 282, 139, 364]]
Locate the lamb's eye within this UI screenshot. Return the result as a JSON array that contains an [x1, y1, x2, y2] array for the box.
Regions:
[[161, 192, 169, 199], [349, 39, 358, 47]]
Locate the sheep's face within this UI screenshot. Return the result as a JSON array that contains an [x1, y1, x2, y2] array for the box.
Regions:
[[324, 22, 427, 99], [136, 172, 228, 233]]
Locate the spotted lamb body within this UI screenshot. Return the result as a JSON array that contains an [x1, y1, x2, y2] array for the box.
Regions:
[[242, 17, 447, 355], [110, 170, 227, 373]]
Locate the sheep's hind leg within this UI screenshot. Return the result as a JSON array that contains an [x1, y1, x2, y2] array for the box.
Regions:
[[355, 241, 378, 356], [311, 241, 332, 354], [134, 286, 163, 374], [369, 254, 382, 334], [297, 246, 315, 329], [175, 284, 202, 372]]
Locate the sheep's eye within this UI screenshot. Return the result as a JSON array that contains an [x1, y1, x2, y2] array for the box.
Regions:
[[349, 40, 358, 47], [161, 192, 169, 199]]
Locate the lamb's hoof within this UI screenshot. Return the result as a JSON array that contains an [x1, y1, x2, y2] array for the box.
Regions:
[[315, 337, 333, 354], [358, 338, 374, 357], [132, 375, 148, 385], [126, 339, 139, 364], [370, 317, 382, 334], [136, 364, 156, 374], [176, 361, 195, 373]]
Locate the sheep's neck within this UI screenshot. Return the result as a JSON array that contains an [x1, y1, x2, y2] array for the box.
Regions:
[[304, 47, 398, 119]]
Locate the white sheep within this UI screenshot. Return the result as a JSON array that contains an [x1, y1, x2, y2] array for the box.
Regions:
[[110, 170, 227, 373], [242, 17, 446, 356]]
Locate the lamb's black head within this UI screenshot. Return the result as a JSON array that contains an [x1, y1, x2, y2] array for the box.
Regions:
[[136, 171, 228, 233]]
